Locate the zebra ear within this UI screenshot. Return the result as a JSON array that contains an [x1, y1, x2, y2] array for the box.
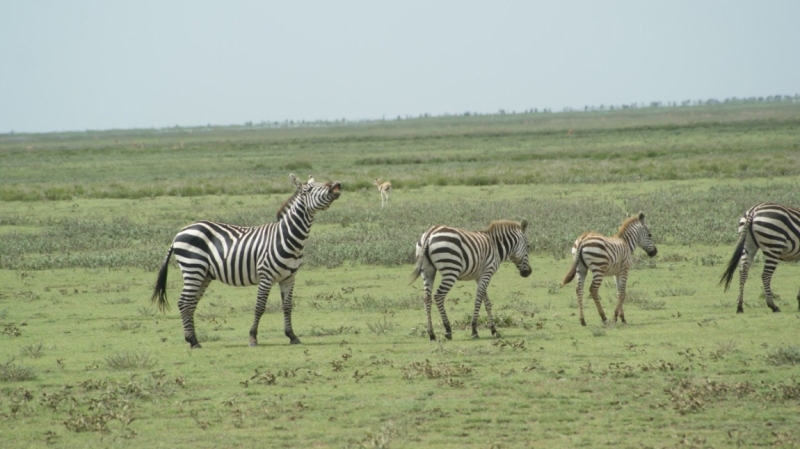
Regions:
[[520, 219, 528, 233], [289, 173, 302, 188], [638, 212, 646, 223]]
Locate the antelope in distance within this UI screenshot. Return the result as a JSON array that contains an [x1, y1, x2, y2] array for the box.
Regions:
[[374, 178, 392, 208]]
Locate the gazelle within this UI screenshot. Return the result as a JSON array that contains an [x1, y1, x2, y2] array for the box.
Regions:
[[374, 178, 392, 208]]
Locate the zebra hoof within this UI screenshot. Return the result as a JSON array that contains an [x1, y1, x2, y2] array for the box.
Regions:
[[580, 319, 586, 326], [191, 343, 202, 349], [736, 307, 744, 314], [429, 335, 436, 341], [470, 334, 479, 339], [249, 340, 258, 347], [444, 333, 452, 340], [290, 338, 302, 345], [771, 307, 781, 313]]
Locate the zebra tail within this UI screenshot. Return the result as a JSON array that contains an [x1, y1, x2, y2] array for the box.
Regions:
[[150, 246, 174, 313], [408, 239, 428, 285], [719, 227, 747, 291], [562, 255, 578, 286]]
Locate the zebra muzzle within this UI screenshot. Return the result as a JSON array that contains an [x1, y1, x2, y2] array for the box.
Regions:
[[329, 182, 342, 199]]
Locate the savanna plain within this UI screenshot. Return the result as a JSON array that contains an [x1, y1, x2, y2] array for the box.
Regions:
[[1, 103, 800, 448]]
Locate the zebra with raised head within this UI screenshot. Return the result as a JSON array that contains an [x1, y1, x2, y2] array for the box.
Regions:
[[410, 220, 532, 340], [562, 212, 657, 326], [719, 202, 800, 314], [151, 173, 342, 348]]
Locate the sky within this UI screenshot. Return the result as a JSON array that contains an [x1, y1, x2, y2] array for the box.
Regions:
[[1, 1, 799, 134]]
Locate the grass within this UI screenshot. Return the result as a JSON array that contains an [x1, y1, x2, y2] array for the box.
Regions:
[[1, 103, 800, 447]]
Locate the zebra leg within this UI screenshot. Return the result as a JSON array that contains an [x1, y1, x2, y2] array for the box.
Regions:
[[484, 292, 499, 338], [588, 272, 608, 324], [279, 276, 302, 344], [576, 270, 587, 326], [249, 278, 274, 346], [434, 273, 456, 340], [736, 248, 754, 313], [472, 275, 495, 338], [796, 285, 800, 311], [614, 272, 628, 324], [177, 276, 211, 349], [422, 269, 437, 341], [761, 257, 781, 313]]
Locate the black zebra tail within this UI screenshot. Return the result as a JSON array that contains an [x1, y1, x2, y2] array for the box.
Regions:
[[719, 230, 746, 292], [151, 246, 174, 313]]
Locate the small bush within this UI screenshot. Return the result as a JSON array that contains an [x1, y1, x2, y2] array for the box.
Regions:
[[115, 321, 142, 331], [19, 342, 44, 358], [765, 346, 800, 366], [0, 359, 37, 382], [655, 286, 696, 297], [637, 298, 667, 310], [366, 316, 397, 335], [590, 326, 606, 337], [309, 325, 356, 336], [104, 351, 156, 370]]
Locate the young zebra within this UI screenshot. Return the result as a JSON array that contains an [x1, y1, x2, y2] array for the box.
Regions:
[[374, 178, 391, 208], [410, 220, 532, 340], [719, 202, 800, 314], [151, 173, 342, 348], [562, 212, 657, 326]]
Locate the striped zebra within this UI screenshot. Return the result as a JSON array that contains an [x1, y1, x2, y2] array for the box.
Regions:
[[410, 220, 532, 340], [150, 173, 342, 348], [561, 212, 657, 326], [719, 202, 800, 314]]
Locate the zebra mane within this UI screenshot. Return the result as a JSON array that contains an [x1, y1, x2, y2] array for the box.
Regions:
[[484, 220, 522, 234], [276, 186, 303, 221], [614, 215, 642, 237]]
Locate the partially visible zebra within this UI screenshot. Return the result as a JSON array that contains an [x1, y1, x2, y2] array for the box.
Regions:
[[410, 220, 532, 340], [151, 173, 342, 348], [719, 202, 800, 313], [562, 212, 657, 326]]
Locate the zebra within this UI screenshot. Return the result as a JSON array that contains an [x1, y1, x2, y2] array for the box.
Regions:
[[719, 202, 800, 314], [150, 173, 342, 348], [561, 212, 657, 326], [410, 220, 532, 340]]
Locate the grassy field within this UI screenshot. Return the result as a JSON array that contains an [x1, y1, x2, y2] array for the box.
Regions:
[[2, 103, 800, 448]]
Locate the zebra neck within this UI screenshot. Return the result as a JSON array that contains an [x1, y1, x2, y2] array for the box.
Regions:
[[621, 226, 639, 252], [491, 234, 509, 261], [279, 203, 313, 238]]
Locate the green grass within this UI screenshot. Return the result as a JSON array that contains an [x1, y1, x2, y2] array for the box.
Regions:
[[2, 103, 800, 448]]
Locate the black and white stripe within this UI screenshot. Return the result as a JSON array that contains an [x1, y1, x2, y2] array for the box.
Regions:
[[151, 173, 342, 348], [562, 212, 657, 326], [720, 202, 800, 313], [410, 220, 532, 340]]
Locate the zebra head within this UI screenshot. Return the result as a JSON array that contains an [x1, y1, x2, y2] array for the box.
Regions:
[[509, 219, 532, 278], [278, 174, 342, 220], [633, 212, 658, 257]]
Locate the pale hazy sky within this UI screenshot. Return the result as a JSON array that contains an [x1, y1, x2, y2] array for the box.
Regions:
[[1, 1, 798, 133]]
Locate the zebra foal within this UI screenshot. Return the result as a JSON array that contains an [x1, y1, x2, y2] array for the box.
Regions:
[[151, 174, 342, 348], [562, 212, 657, 326], [410, 220, 532, 340], [719, 202, 800, 313]]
